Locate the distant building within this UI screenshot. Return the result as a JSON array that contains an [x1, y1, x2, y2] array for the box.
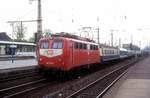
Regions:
[[0, 32, 12, 41], [0, 32, 11, 55], [122, 44, 140, 51], [0, 32, 36, 56]]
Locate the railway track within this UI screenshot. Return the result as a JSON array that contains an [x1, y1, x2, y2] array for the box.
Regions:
[[0, 57, 144, 98], [0, 68, 39, 83], [0, 68, 49, 98], [67, 61, 135, 98], [0, 79, 47, 98], [41, 58, 139, 98]]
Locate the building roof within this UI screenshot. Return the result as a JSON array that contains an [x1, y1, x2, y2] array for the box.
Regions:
[[0, 32, 36, 46], [0, 32, 12, 41], [0, 40, 36, 46]]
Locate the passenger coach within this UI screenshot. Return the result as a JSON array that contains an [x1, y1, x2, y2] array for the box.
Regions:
[[99, 44, 120, 61]]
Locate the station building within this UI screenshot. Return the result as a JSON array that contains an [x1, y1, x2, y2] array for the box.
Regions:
[[0, 32, 36, 56]]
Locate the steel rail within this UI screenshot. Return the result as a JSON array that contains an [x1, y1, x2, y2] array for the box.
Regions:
[[96, 68, 128, 98], [0, 78, 45, 92], [0, 78, 47, 98], [67, 60, 136, 98], [0, 70, 38, 83], [3, 83, 47, 98]]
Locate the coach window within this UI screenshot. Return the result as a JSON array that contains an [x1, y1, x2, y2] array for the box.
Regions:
[[74, 42, 78, 49], [83, 44, 87, 49], [102, 49, 103, 54], [90, 45, 93, 50], [81, 43, 84, 49], [95, 46, 98, 50], [79, 43, 82, 49], [94, 45, 97, 50], [105, 50, 106, 54], [93, 45, 95, 50]]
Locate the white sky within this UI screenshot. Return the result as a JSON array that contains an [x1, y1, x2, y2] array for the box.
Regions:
[[0, 0, 150, 48]]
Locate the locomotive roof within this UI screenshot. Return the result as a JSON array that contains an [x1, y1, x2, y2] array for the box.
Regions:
[[66, 37, 98, 45], [52, 32, 96, 43], [40, 36, 98, 45]]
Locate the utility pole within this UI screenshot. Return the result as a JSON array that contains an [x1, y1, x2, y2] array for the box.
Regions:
[[10, 23, 15, 41], [130, 34, 133, 50], [37, 0, 42, 41], [119, 38, 121, 48], [97, 16, 100, 44], [111, 33, 113, 47], [20, 21, 23, 36], [110, 30, 114, 47], [29, 0, 42, 42], [139, 41, 141, 50]]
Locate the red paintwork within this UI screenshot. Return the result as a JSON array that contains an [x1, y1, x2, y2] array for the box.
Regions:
[[37, 37, 100, 71]]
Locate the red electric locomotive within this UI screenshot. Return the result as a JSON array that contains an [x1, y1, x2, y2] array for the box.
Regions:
[[37, 32, 100, 71]]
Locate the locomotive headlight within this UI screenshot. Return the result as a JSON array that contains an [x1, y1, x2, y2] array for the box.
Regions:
[[39, 58, 42, 61], [58, 58, 62, 62], [62, 62, 64, 65]]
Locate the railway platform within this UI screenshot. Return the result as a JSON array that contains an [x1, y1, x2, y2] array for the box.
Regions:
[[0, 55, 35, 61], [103, 56, 150, 98], [0, 59, 37, 70], [0, 59, 38, 76]]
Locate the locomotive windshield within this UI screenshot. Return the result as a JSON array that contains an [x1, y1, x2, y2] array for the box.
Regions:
[[52, 41, 62, 49], [40, 41, 49, 49]]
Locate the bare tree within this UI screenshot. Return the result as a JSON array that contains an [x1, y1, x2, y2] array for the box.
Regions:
[[29, 32, 36, 43], [14, 22, 27, 41]]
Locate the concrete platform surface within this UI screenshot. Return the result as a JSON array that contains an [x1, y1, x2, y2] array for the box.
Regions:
[[103, 57, 150, 98], [0, 59, 37, 70]]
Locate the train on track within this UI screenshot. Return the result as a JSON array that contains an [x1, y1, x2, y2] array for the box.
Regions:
[[37, 32, 141, 72]]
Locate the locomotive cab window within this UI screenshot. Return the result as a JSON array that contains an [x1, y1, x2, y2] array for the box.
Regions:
[[52, 41, 63, 49], [40, 41, 49, 49]]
